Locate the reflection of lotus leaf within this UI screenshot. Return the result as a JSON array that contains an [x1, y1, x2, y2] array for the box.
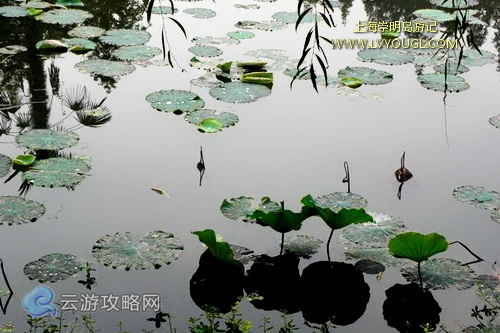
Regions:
[[452, 185, 500, 210], [475, 275, 500, 303], [35, 9, 93, 25], [75, 59, 135, 77], [220, 196, 281, 221], [230, 244, 256, 264], [429, 0, 478, 8], [0, 6, 29, 17], [16, 129, 79, 150], [283, 235, 323, 259], [0, 196, 45, 225], [313, 192, 368, 212], [209, 82, 271, 103], [338, 66, 393, 85], [413, 9, 455, 22], [355, 259, 385, 274], [188, 45, 223, 57], [272, 11, 320, 24], [99, 29, 151, 46], [184, 109, 239, 129], [227, 30, 255, 39], [358, 48, 414, 65], [112, 45, 161, 61], [92, 231, 184, 270], [151, 6, 178, 14], [22, 157, 91, 188], [345, 246, 409, 267], [462, 325, 500, 332], [24, 253, 81, 282], [192, 36, 240, 46], [56, 0, 85, 6], [460, 49, 496, 66], [183, 8, 216, 19], [0, 154, 11, 178], [417, 73, 469, 92], [489, 115, 500, 129], [401, 258, 476, 290], [68, 26, 105, 38], [146, 89, 205, 114]]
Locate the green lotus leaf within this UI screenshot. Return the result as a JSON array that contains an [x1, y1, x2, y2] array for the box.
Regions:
[[99, 29, 151, 46], [460, 49, 496, 66], [35, 39, 68, 53], [220, 196, 281, 222], [209, 81, 271, 103], [146, 89, 205, 114], [251, 206, 313, 233], [12, 154, 36, 166], [151, 6, 178, 14], [0, 6, 29, 17], [340, 77, 363, 88], [16, 129, 79, 150], [192, 36, 240, 46], [24, 253, 81, 283], [241, 71, 273, 85], [237, 60, 267, 69], [27, 8, 43, 16], [188, 45, 223, 57], [255, 20, 287, 31], [452, 185, 500, 210], [0, 196, 45, 225], [389, 232, 448, 263], [401, 258, 475, 290], [429, 0, 478, 8], [56, 0, 85, 6], [357, 48, 414, 65], [417, 73, 469, 92], [192, 229, 244, 271], [185, 109, 239, 131], [197, 118, 222, 133], [313, 192, 368, 212], [227, 30, 255, 39], [0, 154, 11, 178], [283, 235, 323, 259], [272, 11, 320, 24], [35, 9, 93, 25], [92, 230, 183, 270], [235, 20, 259, 29], [112, 45, 161, 61], [216, 61, 233, 73], [355, 259, 385, 275], [64, 38, 96, 53], [433, 63, 469, 74], [234, 3, 260, 9], [75, 59, 135, 77], [68, 26, 105, 38], [413, 9, 455, 22], [21, 1, 52, 9], [183, 7, 216, 19], [22, 157, 90, 188], [381, 31, 399, 39], [338, 66, 393, 85], [488, 115, 500, 129], [244, 49, 293, 70]]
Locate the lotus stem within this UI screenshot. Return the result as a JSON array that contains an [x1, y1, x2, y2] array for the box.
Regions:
[[326, 229, 334, 263], [280, 232, 285, 256], [343, 161, 350, 193], [449, 240, 484, 265], [418, 261, 423, 289]]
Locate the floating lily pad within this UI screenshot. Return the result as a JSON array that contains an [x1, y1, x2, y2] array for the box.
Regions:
[[234, 3, 260, 9], [429, 0, 478, 8], [220, 196, 281, 222], [0, 6, 29, 17], [146, 89, 205, 114], [355, 259, 385, 274], [460, 49, 496, 66], [35, 39, 68, 53], [433, 63, 469, 74], [24, 253, 81, 283], [21, 1, 52, 9], [151, 6, 178, 14], [255, 20, 287, 31], [338, 66, 393, 85], [283, 235, 323, 259], [112, 45, 161, 61], [68, 26, 105, 38], [401, 258, 476, 290], [184, 109, 239, 131], [235, 20, 260, 29], [22, 157, 90, 188], [196, 118, 222, 133], [0, 196, 45, 225], [64, 38, 96, 53], [99, 29, 151, 46], [183, 7, 216, 19], [56, 0, 85, 6], [36, 8, 93, 25], [12, 154, 36, 166], [272, 11, 320, 24], [358, 48, 414, 65], [413, 9, 455, 22], [75, 59, 136, 77], [417, 73, 469, 92], [313, 192, 368, 212], [92, 230, 183, 270], [389, 232, 448, 263], [0, 154, 11, 178], [488, 115, 500, 129], [192, 36, 240, 46], [340, 77, 363, 88], [227, 30, 255, 39], [345, 246, 406, 267], [452, 185, 500, 210], [188, 45, 223, 57], [209, 82, 271, 103], [16, 129, 79, 150]]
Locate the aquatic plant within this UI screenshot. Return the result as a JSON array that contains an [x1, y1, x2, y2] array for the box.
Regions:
[[146, 89, 205, 114], [192, 229, 243, 271], [15, 129, 79, 150], [22, 157, 91, 188], [35, 8, 93, 25], [75, 59, 136, 77], [0, 196, 45, 225], [12, 154, 35, 167], [23, 253, 81, 283], [0, 154, 11, 178], [209, 82, 271, 103]]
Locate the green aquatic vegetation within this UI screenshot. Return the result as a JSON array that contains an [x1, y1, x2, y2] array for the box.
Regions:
[[35, 8, 93, 25], [283, 234, 323, 259], [64, 38, 96, 53], [216, 61, 233, 73], [220, 196, 281, 222], [338, 66, 393, 85], [272, 11, 320, 24], [429, 0, 478, 8], [188, 45, 223, 57], [56, 0, 85, 6], [313, 191, 368, 212], [241, 72, 273, 86], [0, 6, 29, 17], [35, 39, 68, 53], [192, 229, 244, 271], [0, 196, 45, 225], [184, 109, 239, 132], [433, 63, 469, 74], [452, 185, 500, 210], [340, 77, 363, 88], [0, 154, 11, 178], [227, 30, 255, 39], [355, 259, 385, 275], [75, 108, 112, 127], [68, 26, 105, 38], [92, 230, 184, 270], [0, 45, 27, 55], [12, 154, 36, 166], [146, 89, 205, 114], [24, 253, 81, 283], [99, 29, 151, 46], [413, 8, 455, 22], [417, 73, 470, 92], [75, 59, 136, 77], [21, 1, 52, 9], [235, 20, 260, 29], [183, 8, 216, 19], [192, 36, 240, 46], [460, 49, 496, 67], [358, 48, 414, 65], [254, 20, 288, 31], [22, 157, 91, 188], [196, 118, 222, 133], [345, 246, 406, 266], [237, 60, 267, 69], [151, 6, 178, 14], [16, 129, 79, 150], [209, 82, 272, 103], [112, 45, 162, 61]]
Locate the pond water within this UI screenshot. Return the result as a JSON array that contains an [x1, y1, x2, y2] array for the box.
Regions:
[[1, 0, 500, 332]]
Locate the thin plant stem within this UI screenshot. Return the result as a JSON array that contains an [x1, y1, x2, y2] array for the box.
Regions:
[[418, 261, 423, 289], [280, 232, 284, 256], [326, 230, 334, 263]]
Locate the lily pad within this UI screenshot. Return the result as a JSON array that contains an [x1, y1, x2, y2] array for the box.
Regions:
[[433, 63, 469, 74], [429, 0, 478, 8], [56, 0, 85, 6], [22, 157, 91, 188], [209, 82, 271, 103], [146, 89, 205, 114], [0, 154, 11, 178], [192, 36, 240, 46], [16, 129, 79, 150], [12, 154, 36, 166], [313, 192, 368, 212], [388, 232, 448, 263], [151, 6, 178, 14], [24, 253, 81, 282], [99, 29, 151, 46], [188, 45, 223, 57], [64, 38, 96, 53], [92, 230, 183, 270], [0, 6, 29, 17], [459, 49, 496, 67], [283, 235, 323, 259], [255, 20, 288, 31], [75, 59, 136, 77], [21, 1, 52, 9], [183, 8, 216, 19], [355, 259, 385, 275], [345, 246, 406, 267], [184, 109, 238, 130], [338, 66, 393, 85], [35, 8, 93, 25], [475, 275, 500, 303], [413, 9, 455, 22], [488, 115, 500, 129], [112, 45, 161, 61], [68, 26, 106, 38], [272, 11, 320, 24], [220, 196, 281, 222], [401, 258, 476, 290], [0, 196, 45, 225], [227, 30, 255, 39], [35, 39, 68, 53], [357, 48, 414, 65], [452, 185, 500, 210], [417, 73, 470, 92], [235, 20, 259, 29]]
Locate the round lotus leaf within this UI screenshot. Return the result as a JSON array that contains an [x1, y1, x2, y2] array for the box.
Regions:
[[184, 108, 239, 129], [75, 59, 136, 77], [16, 129, 79, 150], [358, 48, 414, 65], [413, 9, 455, 22], [433, 63, 469, 74], [22, 157, 91, 188], [355, 259, 385, 274], [388, 232, 448, 262], [418, 73, 469, 92], [338, 66, 393, 85], [188, 45, 223, 57], [0, 196, 45, 225], [235, 20, 259, 29], [313, 192, 368, 212], [234, 3, 260, 9], [151, 6, 178, 14], [220, 196, 281, 222], [0, 6, 29, 17], [12, 154, 36, 166], [255, 20, 288, 31], [452, 185, 500, 210], [488, 115, 500, 129], [0, 154, 11, 178], [21, 1, 52, 9], [272, 11, 320, 24], [429, 0, 478, 8], [192, 36, 240, 46], [227, 30, 255, 39], [345, 246, 406, 267], [283, 235, 323, 259], [92, 230, 184, 270], [146, 89, 205, 114], [99, 29, 151, 46], [183, 7, 216, 19], [460, 49, 496, 67], [68, 26, 105, 38], [209, 81, 271, 103], [64, 38, 96, 53], [196, 118, 222, 133], [24, 253, 81, 282], [401, 258, 476, 290], [35, 9, 93, 25], [36, 39, 68, 53], [112, 45, 161, 61]]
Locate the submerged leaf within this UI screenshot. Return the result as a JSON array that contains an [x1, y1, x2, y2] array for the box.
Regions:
[[389, 232, 448, 262], [24, 253, 81, 282], [0, 196, 45, 225], [16, 129, 79, 150]]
